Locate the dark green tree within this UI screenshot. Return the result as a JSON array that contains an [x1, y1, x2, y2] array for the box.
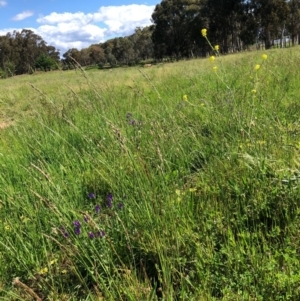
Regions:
[[128, 26, 154, 61], [251, 0, 289, 49], [35, 53, 55, 71], [287, 0, 300, 45], [151, 0, 205, 59], [0, 29, 59, 76]]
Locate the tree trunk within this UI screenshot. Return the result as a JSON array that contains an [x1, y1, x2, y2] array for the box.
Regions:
[[265, 29, 272, 49]]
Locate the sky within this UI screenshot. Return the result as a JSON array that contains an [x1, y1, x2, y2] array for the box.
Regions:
[[0, 0, 159, 55]]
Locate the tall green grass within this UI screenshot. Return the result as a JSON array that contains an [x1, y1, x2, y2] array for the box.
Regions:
[[0, 47, 300, 300]]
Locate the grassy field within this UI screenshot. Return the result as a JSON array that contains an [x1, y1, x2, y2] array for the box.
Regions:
[[0, 46, 300, 301]]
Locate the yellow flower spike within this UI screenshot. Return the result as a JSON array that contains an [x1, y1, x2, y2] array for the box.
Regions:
[[201, 28, 207, 37], [262, 54, 267, 60], [209, 55, 215, 62], [254, 64, 260, 71], [251, 89, 257, 94], [213, 66, 218, 72], [214, 45, 219, 51], [182, 95, 188, 101]]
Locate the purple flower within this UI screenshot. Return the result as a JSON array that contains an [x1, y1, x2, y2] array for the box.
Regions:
[[73, 220, 81, 235], [88, 193, 96, 199], [95, 205, 101, 214], [107, 193, 113, 208], [88, 232, 95, 239], [84, 215, 89, 223], [96, 230, 106, 238], [74, 227, 81, 235], [118, 202, 124, 210], [61, 227, 69, 238], [73, 220, 81, 228]]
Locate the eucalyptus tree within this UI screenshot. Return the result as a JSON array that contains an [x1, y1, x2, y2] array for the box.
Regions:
[[286, 0, 300, 45], [151, 0, 206, 59], [0, 29, 59, 76], [128, 26, 154, 61], [251, 0, 289, 49]]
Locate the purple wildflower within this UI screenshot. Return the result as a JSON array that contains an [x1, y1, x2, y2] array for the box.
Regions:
[[88, 232, 95, 239], [107, 193, 113, 208], [96, 230, 106, 238], [118, 202, 124, 210], [84, 215, 89, 223], [61, 227, 69, 238], [73, 220, 81, 235], [74, 227, 81, 235], [88, 193, 96, 199], [73, 220, 81, 228], [95, 204, 101, 214]]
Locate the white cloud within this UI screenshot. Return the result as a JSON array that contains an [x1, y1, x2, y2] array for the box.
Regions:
[[2, 4, 155, 55], [12, 11, 34, 21], [94, 5, 154, 34], [37, 23, 107, 52], [0, 1, 7, 7], [37, 12, 94, 25], [0, 28, 19, 36]]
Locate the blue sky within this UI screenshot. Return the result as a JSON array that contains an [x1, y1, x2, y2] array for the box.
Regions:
[[0, 0, 159, 54]]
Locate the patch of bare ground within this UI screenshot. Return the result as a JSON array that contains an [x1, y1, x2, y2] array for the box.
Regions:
[[0, 121, 12, 129]]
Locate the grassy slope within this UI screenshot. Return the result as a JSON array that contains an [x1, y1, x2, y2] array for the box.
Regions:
[[0, 47, 300, 300]]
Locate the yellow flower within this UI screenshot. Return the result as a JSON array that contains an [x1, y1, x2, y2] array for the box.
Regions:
[[20, 215, 30, 223], [4, 225, 10, 231], [214, 45, 219, 51], [213, 66, 218, 72], [257, 140, 266, 145], [182, 95, 188, 101], [175, 189, 181, 196], [61, 269, 67, 274], [209, 55, 215, 62], [49, 259, 58, 265], [189, 188, 197, 192], [254, 64, 260, 71], [251, 89, 257, 94], [201, 28, 207, 37], [39, 267, 48, 275], [262, 54, 268, 60]]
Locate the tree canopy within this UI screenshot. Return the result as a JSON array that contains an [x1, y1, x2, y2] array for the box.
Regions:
[[0, 29, 60, 77], [151, 0, 298, 58], [1, 0, 300, 76]]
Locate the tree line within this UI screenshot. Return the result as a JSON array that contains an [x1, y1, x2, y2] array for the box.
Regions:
[[0, 29, 60, 77], [151, 0, 300, 59], [0, 0, 300, 77]]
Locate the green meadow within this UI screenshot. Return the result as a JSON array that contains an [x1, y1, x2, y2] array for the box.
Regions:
[[0, 47, 300, 300]]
